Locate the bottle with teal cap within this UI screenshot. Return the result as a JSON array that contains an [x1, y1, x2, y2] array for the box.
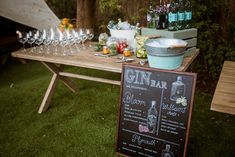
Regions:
[[168, 0, 178, 31], [177, 0, 185, 30], [184, 0, 192, 29]]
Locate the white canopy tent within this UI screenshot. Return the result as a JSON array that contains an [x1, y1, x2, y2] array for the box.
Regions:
[[0, 0, 60, 30]]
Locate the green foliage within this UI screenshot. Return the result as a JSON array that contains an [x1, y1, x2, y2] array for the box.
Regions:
[[99, 0, 124, 23], [128, 7, 148, 25], [190, 0, 235, 80], [46, 0, 76, 19], [95, 0, 125, 35], [99, 0, 120, 13]]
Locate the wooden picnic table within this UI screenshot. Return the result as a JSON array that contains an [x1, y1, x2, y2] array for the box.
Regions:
[[211, 61, 235, 115], [11, 43, 199, 113]]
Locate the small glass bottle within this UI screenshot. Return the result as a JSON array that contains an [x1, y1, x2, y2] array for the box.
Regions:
[[135, 36, 148, 59], [170, 76, 185, 101], [177, 0, 185, 30], [152, 9, 157, 29], [123, 48, 132, 57], [103, 46, 110, 54], [147, 101, 158, 134], [163, 1, 169, 29], [98, 33, 108, 45], [168, 0, 178, 31], [156, 0, 167, 30], [147, 1, 155, 28], [106, 37, 118, 54], [184, 0, 192, 29], [117, 38, 128, 54], [161, 144, 174, 157]]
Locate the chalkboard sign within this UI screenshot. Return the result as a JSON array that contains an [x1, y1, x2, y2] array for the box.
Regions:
[[116, 64, 197, 157]]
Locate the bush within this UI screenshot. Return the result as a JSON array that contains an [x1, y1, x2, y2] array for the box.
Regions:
[[190, 0, 235, 81]]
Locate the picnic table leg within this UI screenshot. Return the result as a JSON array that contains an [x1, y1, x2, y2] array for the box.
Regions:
[[42, 62, 78, 92], [38, 62, 78, 114], [38, 73, 60, 113]]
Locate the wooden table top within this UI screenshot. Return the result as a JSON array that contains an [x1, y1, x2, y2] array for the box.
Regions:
[[211, 61, 235, 115], [11, 43, 199, 73]]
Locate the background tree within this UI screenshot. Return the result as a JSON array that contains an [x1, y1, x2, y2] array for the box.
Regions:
[[46, 0, 77, 19], [76, 0, 96, 28]]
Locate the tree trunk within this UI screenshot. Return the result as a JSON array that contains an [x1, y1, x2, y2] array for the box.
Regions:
[[76, 0, 96, 28], [219, 0, 235, 43], [122, 0, 147, 25]]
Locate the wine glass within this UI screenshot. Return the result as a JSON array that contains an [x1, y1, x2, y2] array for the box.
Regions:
[[34, 30, 44, 53], [57, 28, 64, 55], [86, 28, 94, 41], [16, 30, 27, 51], [43, 29, 52, 54], [65, 29, 72, 55], [86, 28, 94, 47], [66, 29, 77, 55], [27, 31, 36, 53], [59, 31, 69, 56], [72, 29, 82, 51], [51, 28, 60, 56], [79, 28, 88, 49]]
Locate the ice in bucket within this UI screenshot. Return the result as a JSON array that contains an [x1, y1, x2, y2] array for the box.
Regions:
[[107, 20, 139, 49]]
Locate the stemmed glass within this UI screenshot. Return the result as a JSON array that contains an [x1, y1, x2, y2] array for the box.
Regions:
[[66, 29, 77, 55], [65, 30, 72, 55], [17, 27, 95, 55], [43, 29, 52, 54], [27, 31, 36, 53], [51, 28, 60, 56], [79, 28, 88, 49], [57, 28, 64, 55], [16, 30, 27, 51], [34, 30, 44, 53], [60, 31, 69, 56], [72, 29, 82, 51], [86, 28, 94, 47], [86, 28, 94, 41]]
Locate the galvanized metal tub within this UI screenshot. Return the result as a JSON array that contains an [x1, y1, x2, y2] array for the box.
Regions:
[[144, 38, 188, 70]]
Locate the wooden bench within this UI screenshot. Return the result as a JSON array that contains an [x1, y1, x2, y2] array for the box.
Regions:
[[211, 61, 235, 115]]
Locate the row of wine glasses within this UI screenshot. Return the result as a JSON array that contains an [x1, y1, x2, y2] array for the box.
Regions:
[[16, 27, 94, 56]]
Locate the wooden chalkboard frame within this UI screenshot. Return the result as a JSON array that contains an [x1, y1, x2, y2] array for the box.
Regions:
[[116, 64, 197, 157]]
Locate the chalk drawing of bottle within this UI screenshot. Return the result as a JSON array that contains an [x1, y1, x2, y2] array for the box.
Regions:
[[170, 76, 185, 101], [147, 101, 158, 134], [161, 144, 174, 157]]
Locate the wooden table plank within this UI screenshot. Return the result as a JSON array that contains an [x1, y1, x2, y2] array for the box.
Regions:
[[223, 61, 235, 68], [211, 61, 235, 115], [12, 47, 123, 73], [11, 43, 199, 73]]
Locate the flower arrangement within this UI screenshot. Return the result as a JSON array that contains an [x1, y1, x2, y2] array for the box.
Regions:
[[58, 18, 74, 32]]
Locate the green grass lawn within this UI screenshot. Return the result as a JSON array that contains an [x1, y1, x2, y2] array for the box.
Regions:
[[0, 60, 234, 157]]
